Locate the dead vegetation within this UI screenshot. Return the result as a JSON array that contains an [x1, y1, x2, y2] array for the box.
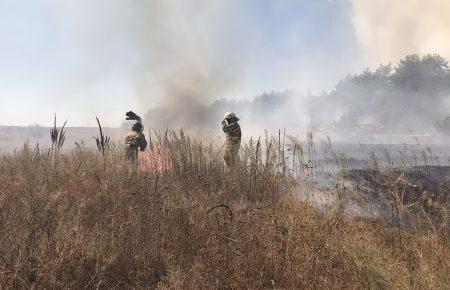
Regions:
[[344, 167, 449, 234], [0, 131, 449, 289]]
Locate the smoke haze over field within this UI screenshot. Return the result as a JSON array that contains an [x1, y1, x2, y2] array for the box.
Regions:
[[145, 53, 450, 139], [0, 0, 450, 134]]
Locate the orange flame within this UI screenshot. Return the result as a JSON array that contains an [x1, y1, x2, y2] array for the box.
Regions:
[[138, 147, 173, 173]]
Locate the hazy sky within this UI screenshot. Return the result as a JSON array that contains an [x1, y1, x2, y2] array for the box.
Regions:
[[0, 0, 449, 127]]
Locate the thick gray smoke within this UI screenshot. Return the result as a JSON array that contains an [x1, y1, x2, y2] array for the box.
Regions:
[[131, 1, 250, 110], [124, 0, 358, 133], [130, 1, 450, 139], [145, 54, 450, 139]]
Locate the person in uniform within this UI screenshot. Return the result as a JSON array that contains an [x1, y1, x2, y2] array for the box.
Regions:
[[221, 112, 241, 169], [125, 121, 147, 166]]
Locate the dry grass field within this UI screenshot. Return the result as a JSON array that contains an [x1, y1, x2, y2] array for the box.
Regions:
[[0, 129, 449, 289]]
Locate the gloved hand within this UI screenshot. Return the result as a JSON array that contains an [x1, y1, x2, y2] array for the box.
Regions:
[[126, 111, 142, 122]]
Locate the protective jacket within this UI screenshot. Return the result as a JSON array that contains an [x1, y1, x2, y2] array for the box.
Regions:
[[222, 120, 241, 167], [125, 131, 147, 165]]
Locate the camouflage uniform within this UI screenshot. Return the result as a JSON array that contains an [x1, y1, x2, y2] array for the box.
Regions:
[[125, 130, 147, 165], [222, 120, 241, 168]]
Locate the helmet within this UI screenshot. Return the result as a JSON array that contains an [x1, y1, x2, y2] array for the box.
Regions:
[[132, 122, 144, 132], [224, 112, 237, 120]]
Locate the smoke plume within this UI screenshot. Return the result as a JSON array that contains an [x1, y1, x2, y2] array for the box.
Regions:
[[352, 0, 450, 67], [131, 1, 250, 109], [126, 0, 359, 132]]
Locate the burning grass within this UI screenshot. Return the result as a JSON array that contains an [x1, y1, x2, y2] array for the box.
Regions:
[[0, 131, 449, 288]]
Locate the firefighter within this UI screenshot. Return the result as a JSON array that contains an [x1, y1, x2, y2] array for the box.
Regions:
[[125, 112, 147, 165], [221, 112, 241, 169]]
